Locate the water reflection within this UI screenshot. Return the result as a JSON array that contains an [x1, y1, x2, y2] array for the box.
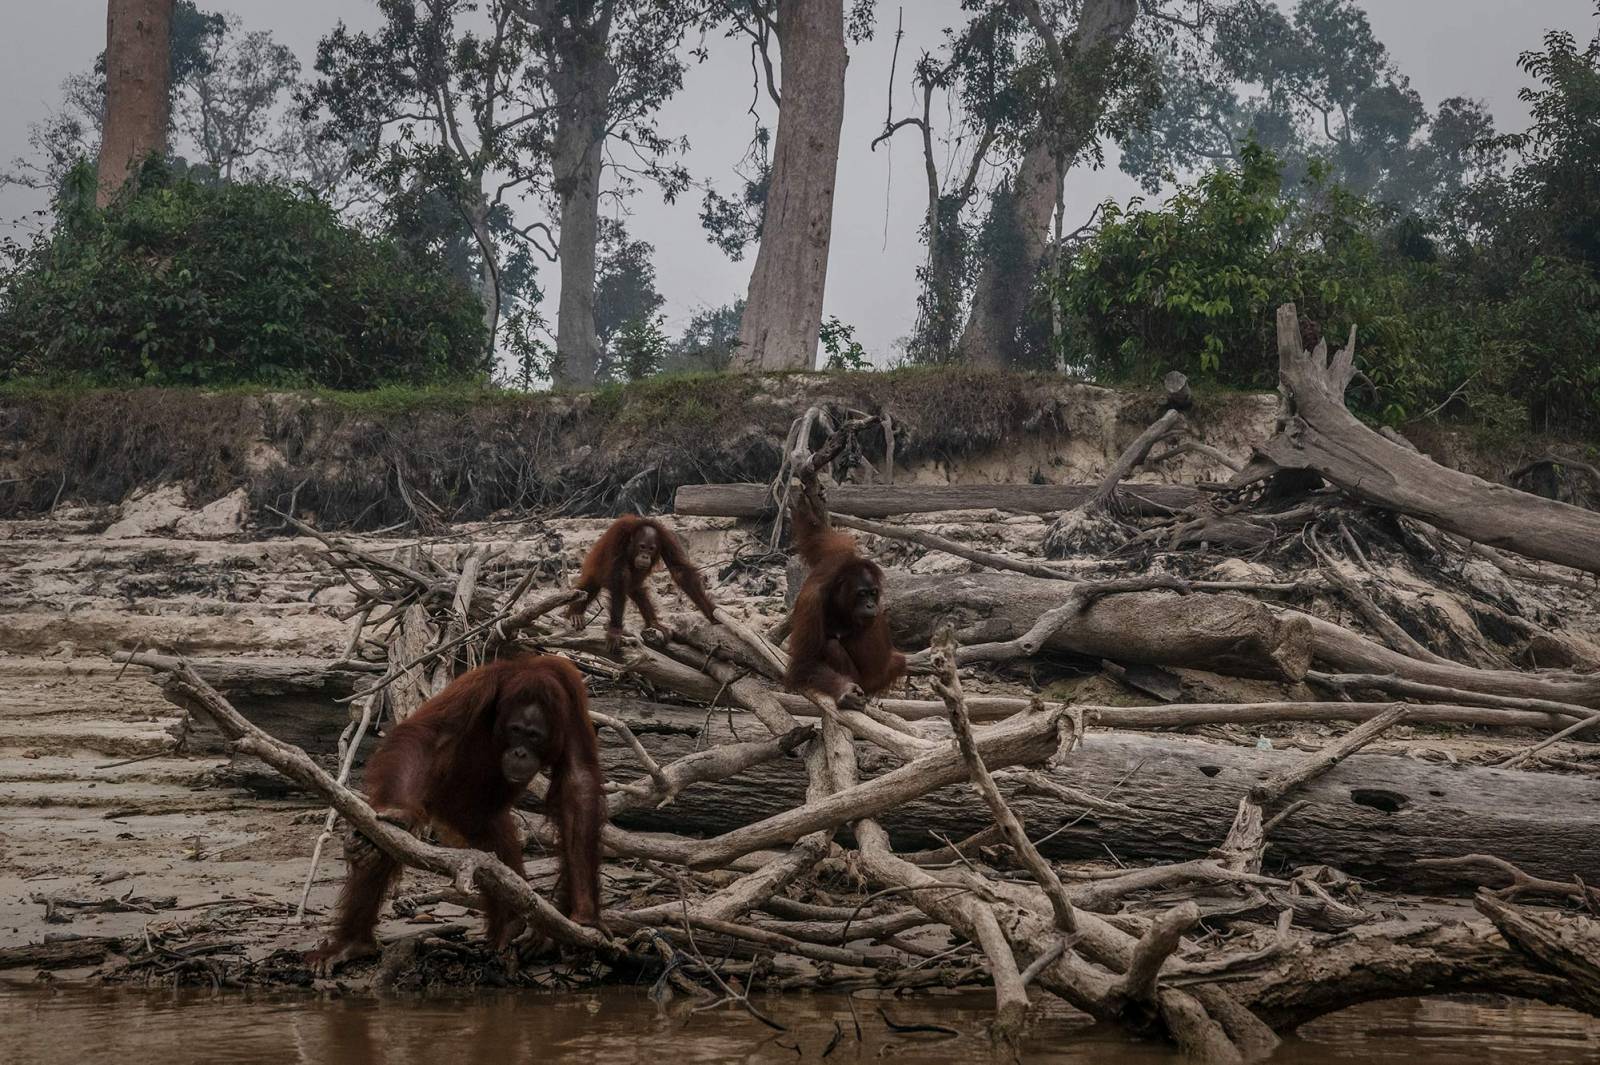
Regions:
[[4, 986, 1596, 1064]]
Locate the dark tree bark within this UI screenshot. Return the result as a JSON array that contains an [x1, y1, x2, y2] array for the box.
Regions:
[[96, 0, 175, 205], [550, 21, 618, 388], [582, 703, 1600, 891], [875, 568, 1600, 708], [732, 0, 847, 372]]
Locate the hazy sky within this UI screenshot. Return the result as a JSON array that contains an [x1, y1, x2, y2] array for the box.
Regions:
[[2, 1, 1594, 362]]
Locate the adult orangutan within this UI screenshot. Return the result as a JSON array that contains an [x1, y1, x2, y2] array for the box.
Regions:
[[306, 655, 604, 969]]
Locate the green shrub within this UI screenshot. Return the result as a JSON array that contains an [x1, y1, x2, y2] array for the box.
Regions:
[[0, 161, 489, 388], [1056, 144, 1600, 430], [820, 315, 872, 371], [1059, 144, 1292, 386]]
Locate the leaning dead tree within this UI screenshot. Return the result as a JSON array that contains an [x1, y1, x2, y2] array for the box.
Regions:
[[94, 302, 1600, 1058], [1233, 304, 1600, 576]]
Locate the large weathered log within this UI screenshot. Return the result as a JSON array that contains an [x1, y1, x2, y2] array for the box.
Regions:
[[1233, 304, 1600, 575], [120, 652, 383, 696], [674, 482, 1205, 519], [116, 651, 381, 759], [1295, 613, 1600, 708], [1232, 914, 1600, 1030], [874, 570, 1600, 705], [888, 573, 1313, 681], [591, 703, 1600, 890]]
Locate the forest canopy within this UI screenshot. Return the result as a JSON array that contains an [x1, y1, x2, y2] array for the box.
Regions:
[[0, 0, 1596, 431]]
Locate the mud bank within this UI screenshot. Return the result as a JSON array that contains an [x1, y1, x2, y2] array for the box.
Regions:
[[0, 373, 1275, 527]]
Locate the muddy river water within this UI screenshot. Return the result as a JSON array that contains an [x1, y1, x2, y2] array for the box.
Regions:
[[5, 987, 1598, 1064]]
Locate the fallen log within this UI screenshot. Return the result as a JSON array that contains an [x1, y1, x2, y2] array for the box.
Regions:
[[1231, 912, 1600, 1030], [674, 482, 1205, 519], [875, 570, 1600, 704], [1232, 304, 1600, 575], [119, 652, 383, 696], [887, 573, 1313, 681], [588, 703, 1600, 891], [1294, 613, 1600, 708], [0, 936, 123, 971], [856, 695, 1583, 731]]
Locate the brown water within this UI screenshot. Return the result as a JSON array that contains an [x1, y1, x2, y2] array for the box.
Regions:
[[3, 987, 1597, 1064]]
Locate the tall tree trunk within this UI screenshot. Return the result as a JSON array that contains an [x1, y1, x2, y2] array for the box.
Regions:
[[467, 197, 501, 344], [955, 0, 1136, 366], [955, 144, 1056, 367], [731, 0, 847, 373], [96, 0, 175, 206], [551, 57, 615, 389]]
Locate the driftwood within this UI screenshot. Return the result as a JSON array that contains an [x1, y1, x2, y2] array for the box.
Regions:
[[1231, 904, 1600, 1030], [586, 702, 1600, 889], [71, 342, 1600, 1055], [0, 936, 123, 971], [1232, 304, 1600, 575], [675, 481, 1206, 518], [119, 653, 383, 696], [874, 569, 1600, 706], [887, 573, 1313, 681], [1296, 613, 1600, 708]]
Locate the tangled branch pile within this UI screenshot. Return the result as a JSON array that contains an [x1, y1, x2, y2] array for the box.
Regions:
[[125, 306, 1600, 1061]]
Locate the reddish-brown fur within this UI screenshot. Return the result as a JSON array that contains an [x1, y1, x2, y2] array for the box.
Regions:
[[568, 515, 717, 648], [306, 656, 604, 968], [783, 496, 906, 706]]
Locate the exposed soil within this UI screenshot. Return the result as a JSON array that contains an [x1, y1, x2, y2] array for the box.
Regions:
[[0, 374, 1278, 526]]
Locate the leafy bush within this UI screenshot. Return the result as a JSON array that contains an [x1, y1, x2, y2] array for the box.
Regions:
[[0, 161, 489, 388], [610, 316, 670, 383], [820, 315, 872, 371], [1058, 144, 1290, 385], [1057, 143, 1600, 430]]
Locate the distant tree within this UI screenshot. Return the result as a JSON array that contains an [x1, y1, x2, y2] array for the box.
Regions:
[[96, 0, 177, 205], [1120, 0, 1505, 217], [592, 220, 666, 382], [175, 15, 301, 183], [870, 5, 1032, 363], [593, 220, 665, 355], [520, 1, 698, 386], [1492, 11, 1600, 271], [6, 5, 359, 206], [876, 0, 1178, 368], [697, 125, 769, 260], [309, 2, 557, 351], [310, 0, 699, 384], [4, 70, 111, 196], [611, 315, 671, 381], [666, 299, 744, 372], [953, 0, 1156, 368]]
